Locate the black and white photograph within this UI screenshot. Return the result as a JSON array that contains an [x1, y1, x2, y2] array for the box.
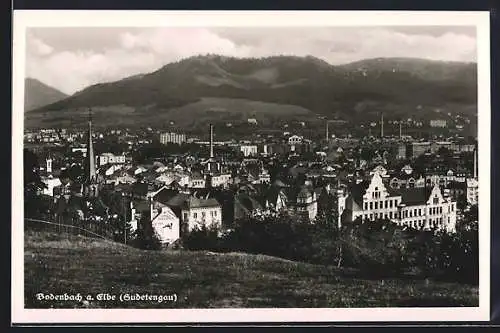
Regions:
[[12, 10, 491, 323]]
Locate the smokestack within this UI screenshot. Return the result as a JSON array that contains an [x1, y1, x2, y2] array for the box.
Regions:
[[474, 149, 477, 179], [399, 121, 402, 139], [381, 113, 384, 138], [209, 123, 214, 158], [326, 121, 329, 142]]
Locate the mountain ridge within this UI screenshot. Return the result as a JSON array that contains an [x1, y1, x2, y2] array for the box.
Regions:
[[24, 78, 68, 112], [25, 55, 477, 128]]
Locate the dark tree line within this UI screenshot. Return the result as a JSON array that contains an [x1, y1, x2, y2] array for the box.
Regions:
[[181, 207, 478, 285]]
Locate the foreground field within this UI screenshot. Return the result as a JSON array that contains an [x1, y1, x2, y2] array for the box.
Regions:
[[24, 231, 479, 308]]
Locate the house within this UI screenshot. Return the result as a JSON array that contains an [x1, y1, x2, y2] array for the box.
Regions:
[[209, 173, 232, 188], [189, 172, 206, 188], [288, 135, 303, 145], [466, 178, 479, 206], [290, 186, 318, 221], [150, 201, 181, 245], [98, 153, 126, 167], [104, 164, 123, 176], [180, 196, 222, 232], [263, 184, 288, 212], [41, 175, 62, 197], [114, 172, 136, 185], [240, 145, 258, 157], [339, 170, 457, 233]]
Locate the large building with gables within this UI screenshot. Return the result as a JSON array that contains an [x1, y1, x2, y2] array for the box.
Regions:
[[338, 169, 457, 233]]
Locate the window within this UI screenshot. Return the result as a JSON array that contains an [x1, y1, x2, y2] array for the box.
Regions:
[[202, 212, 206, 218], [214, 210, 217, 217], [418, 208, 422, 216], [375, 202, 378, 209], [433, 197, 439, 205], [183, 213, 188, 221], [193, 212, 197, 219], [370, 202, 373, 210], [364, 202, 368, 210]]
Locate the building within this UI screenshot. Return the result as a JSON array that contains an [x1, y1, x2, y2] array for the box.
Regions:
[[292, 186, 318, 221], [466, 178, 479, 206], [41, 175, 62, 196], [180, 196, 222, 232], [209, 173, 232, 188], [430, 119, 447, 128], [160, 132, 186, 145], [150, 201, 181, 245], [240, 145, 258, 157], [410, 142, 432, 158], [288, 135, 303, 145], [397, 143, 407, 160], [98, 153, 126, 167], [189, 173, 206, 188], [339, 170, 457, 233]]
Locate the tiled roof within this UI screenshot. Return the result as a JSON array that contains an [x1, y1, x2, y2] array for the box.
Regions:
[[348, 180, 370, 206], [184, 196, 220, 209], [397, 187, 432, 206]]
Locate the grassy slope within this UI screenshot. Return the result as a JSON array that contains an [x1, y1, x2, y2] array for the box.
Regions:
[[24, 97, 315, 129], [24, 231, 478, 309]]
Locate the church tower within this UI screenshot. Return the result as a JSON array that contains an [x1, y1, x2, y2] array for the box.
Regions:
[[84, 108, 99, 197]]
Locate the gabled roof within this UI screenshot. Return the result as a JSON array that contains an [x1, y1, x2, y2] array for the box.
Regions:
[[397, 187, 432, 206], [183, 196, 220, 209], [153, 187, 180, 206], [348, 180, 370, 206], [165, 193, 191, 208]]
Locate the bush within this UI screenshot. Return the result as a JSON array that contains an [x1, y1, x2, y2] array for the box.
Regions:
[[177, 214, 478, 284]]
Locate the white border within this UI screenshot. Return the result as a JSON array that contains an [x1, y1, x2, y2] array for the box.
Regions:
[[12, 10, 491, 324]]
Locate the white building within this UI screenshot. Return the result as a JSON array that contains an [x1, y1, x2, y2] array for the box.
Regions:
[[189, 176, 206, 188], [294, 187, 318, 221], [104, 164, 123, 176], [210, 173, 232, 188], [339, 170, 457, 233], [466, 178, 479, 206], [240, 145, 258, 157], [181, 197, 222, 232], [150, 202, 180, 245], [160, 132, 186, 145], [41, 176, 62, 196], [288, 135, 303, 145], [98, 153, 126, 167], [430, 119, 447, 128]]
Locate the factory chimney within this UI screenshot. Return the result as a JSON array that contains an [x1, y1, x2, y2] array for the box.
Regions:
[[209, 123, 214, 158], [381, 113, 384, 138], [474, 149, 478, 179]]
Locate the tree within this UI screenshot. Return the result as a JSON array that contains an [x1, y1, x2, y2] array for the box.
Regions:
[[24, 149, 47, 218], [132, 213, 162, 250]]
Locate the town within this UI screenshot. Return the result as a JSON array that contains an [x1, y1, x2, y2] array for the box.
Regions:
[[24, 110, 478, 247]]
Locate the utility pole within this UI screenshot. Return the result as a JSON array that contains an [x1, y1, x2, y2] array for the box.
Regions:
[[122, 193, 127, 245]]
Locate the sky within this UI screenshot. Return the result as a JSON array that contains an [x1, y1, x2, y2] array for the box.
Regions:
[[25, 26, 477, 95]]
